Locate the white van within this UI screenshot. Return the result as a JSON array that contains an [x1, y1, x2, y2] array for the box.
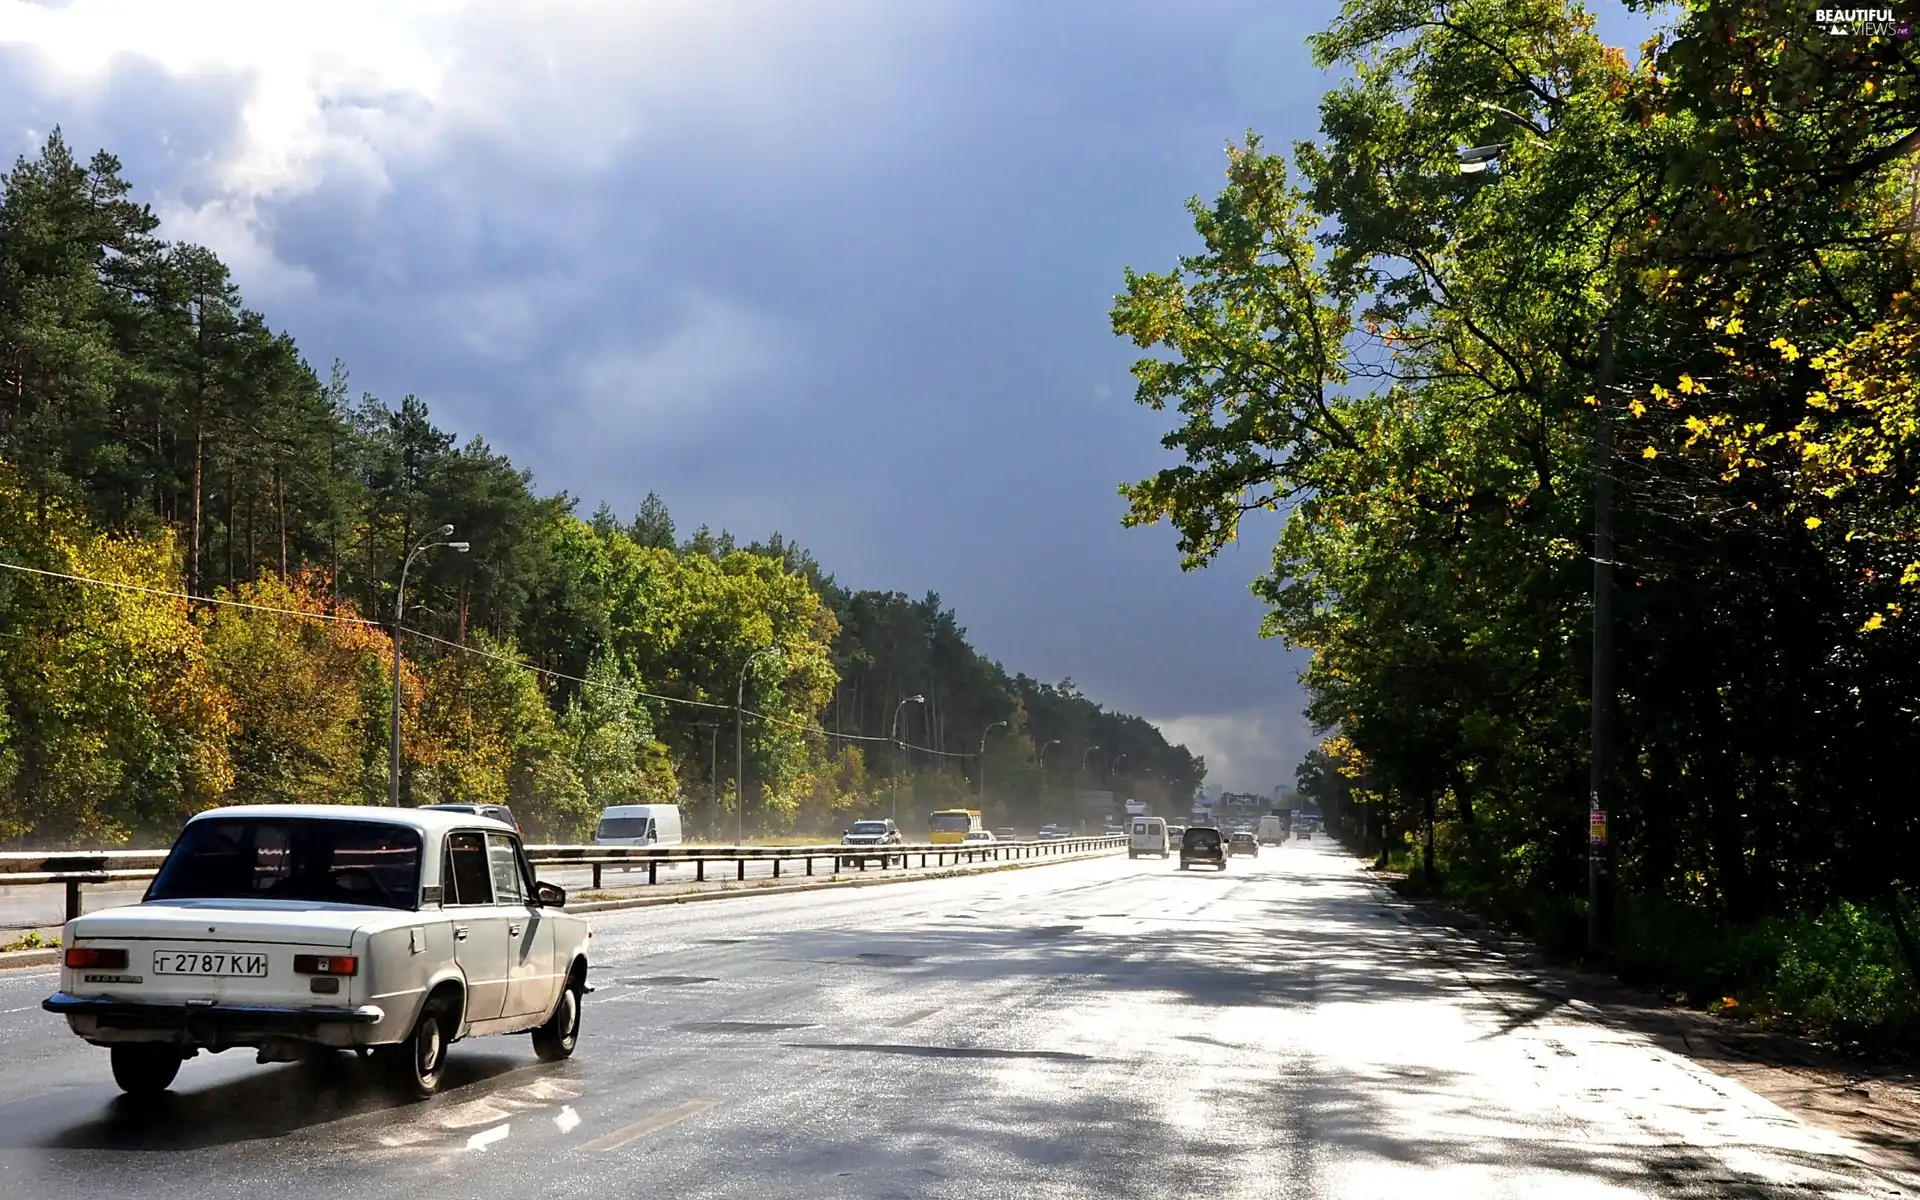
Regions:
[[1257, 814, 1286, 845], [1128, 816, 1169, 859], [594, 803, 684, 846]]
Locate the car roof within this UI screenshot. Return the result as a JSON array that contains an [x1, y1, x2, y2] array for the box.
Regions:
[[186, 803, 515, 835]]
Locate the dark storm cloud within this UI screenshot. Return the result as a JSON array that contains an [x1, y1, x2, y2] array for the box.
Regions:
[[34, 0, 1672, 788]]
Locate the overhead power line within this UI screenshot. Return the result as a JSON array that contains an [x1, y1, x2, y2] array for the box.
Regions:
[[0, 557, 977, 759]]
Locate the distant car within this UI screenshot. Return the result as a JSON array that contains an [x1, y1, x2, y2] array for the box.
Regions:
[[1167, 824, 1185, 840], [1179, 826, 1225, 871], [962, 830, 996, 844], [840, 819, 903, 867], [1036, 825, 1068, 841], [46, 805, 589, 1100], [1228, 831, 1259, 858], [419, 803, 518, 831], [1102, 825, 1125, 837], [993, 827, 1018, 840]]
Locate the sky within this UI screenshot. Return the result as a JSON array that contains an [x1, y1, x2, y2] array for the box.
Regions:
[[0, 0, 1658, 794]]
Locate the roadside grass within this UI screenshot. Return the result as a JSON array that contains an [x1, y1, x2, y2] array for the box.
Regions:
[[0, 931, 58, 953]]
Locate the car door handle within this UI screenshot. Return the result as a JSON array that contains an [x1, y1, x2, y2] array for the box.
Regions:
[[453, 926, 469, 941], [508, 924, 523, 937]]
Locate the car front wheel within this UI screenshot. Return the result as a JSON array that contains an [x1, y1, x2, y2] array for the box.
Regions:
[[386, 1003, 449, 1099], [110, 1044, 182, 1096], [533, 977, 583, 1062]]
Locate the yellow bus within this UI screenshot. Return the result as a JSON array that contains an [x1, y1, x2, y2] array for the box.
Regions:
[[928, 809, 983, 845]]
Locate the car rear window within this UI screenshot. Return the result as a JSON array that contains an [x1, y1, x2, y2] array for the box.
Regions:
[[149, 818, 423, 910]]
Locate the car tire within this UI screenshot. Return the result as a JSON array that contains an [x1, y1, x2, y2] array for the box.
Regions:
[[533, 976, 583, 1062], [110, 1044, 182, 1096], [386, 1002, 449, 1100], [1178, 861, 1189, 870]]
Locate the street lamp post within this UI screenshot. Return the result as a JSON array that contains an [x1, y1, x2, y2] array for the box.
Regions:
[[1035, 738, 1060, 824], [891, 695, 925, 827], [1077, 744, 1099, 830], [736, 647, 782, 846], [389, 525, 469, 807], [1459, 140, 1616, 956], [978, 720, 1008, 809]]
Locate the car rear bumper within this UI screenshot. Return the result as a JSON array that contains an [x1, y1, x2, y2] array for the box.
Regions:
[[44, 992, 385, 1048]]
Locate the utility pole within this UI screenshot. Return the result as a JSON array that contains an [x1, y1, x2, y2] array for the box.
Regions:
[[1590, 317, 1616, 956], [736, 648, 781, 846]]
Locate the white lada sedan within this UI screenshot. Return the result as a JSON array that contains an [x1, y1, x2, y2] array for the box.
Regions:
[[43, 805, 591, 1099]]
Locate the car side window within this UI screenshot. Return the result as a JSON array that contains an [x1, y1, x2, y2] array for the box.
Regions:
[[445, 831, 494, 906], [486, 833, 525, 905]]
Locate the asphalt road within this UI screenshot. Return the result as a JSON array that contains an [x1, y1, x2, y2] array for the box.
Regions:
[[0, 839, 1911, 1199]]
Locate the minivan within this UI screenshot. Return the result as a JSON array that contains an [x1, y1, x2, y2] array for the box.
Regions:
[[1129, 817, 1169, 859], [593, 803, 684, 846]]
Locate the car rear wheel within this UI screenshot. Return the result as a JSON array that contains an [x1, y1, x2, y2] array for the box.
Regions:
[[110, 1044, 182, 1096], [386, 1003, 449, 1099], [533, 976, 583, 1062]]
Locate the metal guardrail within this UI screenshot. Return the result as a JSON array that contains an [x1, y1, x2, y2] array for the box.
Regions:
[[0, 836, 1128, 922]]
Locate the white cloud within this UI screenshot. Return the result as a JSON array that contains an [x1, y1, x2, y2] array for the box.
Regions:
[[1149, 705, 1317, 795], [566, 290, 794, 431], [0, 0, 939, 295]]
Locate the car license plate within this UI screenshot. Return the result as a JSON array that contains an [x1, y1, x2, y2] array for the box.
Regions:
[[152, 951, 268, 977]]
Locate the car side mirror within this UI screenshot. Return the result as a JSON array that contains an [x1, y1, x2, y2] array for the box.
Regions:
[[535, 881, 567, 908], [842, 829, 850, 836]]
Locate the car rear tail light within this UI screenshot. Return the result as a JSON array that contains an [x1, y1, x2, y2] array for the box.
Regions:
[[65, 947, 128, 970], [293, 954, 358, 976]]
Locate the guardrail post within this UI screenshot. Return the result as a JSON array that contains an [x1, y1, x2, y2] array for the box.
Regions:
[[697, 859, 706, 882], [592, 863, 602, 889], [773, 859, 781, 879], [805, 856, 813, 876], [737, 858, 746, 882], [649, 861, 658, 886], [65, 879, 81, 922]]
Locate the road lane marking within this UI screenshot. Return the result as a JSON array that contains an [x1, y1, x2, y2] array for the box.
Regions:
[[890, 1006, 940, 1028], [580, 1099, 717, 1152], [554, 1105, 581, 1134], [465, 1123, 510, 1151]]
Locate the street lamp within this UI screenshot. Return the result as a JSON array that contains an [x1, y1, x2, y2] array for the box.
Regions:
[[891, 695, 925, 826], [390, 525, 468, 807], [1455, 142, 1509, 175], [1076, 744, 1099, 828], [736, 647, 782, 845], [978, 720, 1008, 808], [1460, 138, 1615, 952]]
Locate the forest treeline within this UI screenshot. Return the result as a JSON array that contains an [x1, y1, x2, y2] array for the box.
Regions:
[[0, 131, 1201, 847], [1118, 1, 1920, 1045]]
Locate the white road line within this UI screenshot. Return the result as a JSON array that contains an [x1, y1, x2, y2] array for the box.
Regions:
[[554, 1105, 581, 1134], [465, 1123, 511, 1151], [579, 1099, 717, 1152]]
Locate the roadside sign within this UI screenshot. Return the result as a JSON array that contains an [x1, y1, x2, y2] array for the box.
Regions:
[[1589, 810, 1608, 845]]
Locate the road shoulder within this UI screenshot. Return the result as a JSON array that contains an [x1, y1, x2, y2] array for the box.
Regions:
[[1360, 860, 1920, 1180]]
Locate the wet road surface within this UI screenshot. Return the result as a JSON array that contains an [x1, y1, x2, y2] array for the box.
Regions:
[[0, 840, 1911, 1198]]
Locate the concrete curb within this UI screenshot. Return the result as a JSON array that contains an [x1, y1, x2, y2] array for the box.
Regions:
[[559, 846, 1124, 916], [0, 848, 1125, 967]]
